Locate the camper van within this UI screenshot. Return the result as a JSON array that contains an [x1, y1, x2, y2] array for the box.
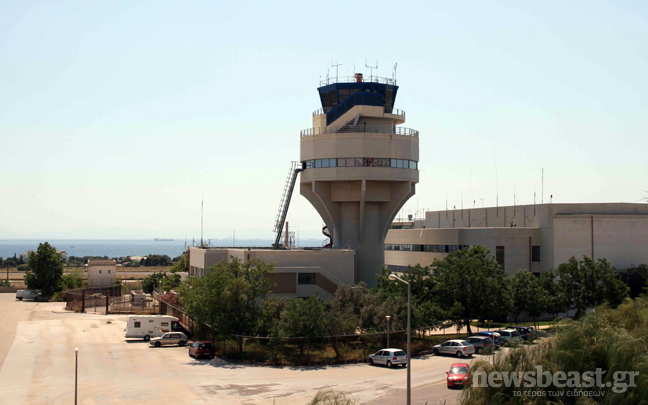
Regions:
[[124, 315, 180, 341]]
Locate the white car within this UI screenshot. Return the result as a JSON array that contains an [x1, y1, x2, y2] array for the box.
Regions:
[[16, 290, 41, 301], [433, 340, 475, 357], [368, 348, 408, 368]]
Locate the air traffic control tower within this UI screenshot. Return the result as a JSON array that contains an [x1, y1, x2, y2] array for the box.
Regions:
[[300, 73, 419, 286]]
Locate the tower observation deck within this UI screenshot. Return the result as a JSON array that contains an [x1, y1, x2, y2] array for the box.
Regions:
[[300, 74, 419, 287]]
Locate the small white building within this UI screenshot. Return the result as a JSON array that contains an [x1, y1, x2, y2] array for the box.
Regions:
[[87, 259, 117, 288]]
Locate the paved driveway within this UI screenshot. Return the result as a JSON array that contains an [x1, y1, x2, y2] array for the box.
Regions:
[[0, 294, 474, 404]]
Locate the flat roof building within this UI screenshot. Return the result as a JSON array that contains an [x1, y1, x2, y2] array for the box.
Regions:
[[385, 202, 648, 275], [188, 247, 355, 300]]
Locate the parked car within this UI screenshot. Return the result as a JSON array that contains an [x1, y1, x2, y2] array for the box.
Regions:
[[188, 341, 215, 359], [466, 335, 494, 354], [149, 332, 188, 347], [15, 290, 41, 301], [368, 348, 408, 368], [433, 340, 475, 358], [508, 325, 535, 340], [496, 329, 523, 345], [446, 363, 471, 389], [475, 331, 502, 347]]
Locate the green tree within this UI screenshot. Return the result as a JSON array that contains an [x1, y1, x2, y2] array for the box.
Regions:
[[61, 270, 85, 290], [142, 254, 172, 267], [510, 270, 533, 323], [256, 296, 292, 337], [558, 256, 629, 316], [170, 254, 188, 273], [160, 273, 181, 292], [326, 285, 365, 358], [279, 295, 327, 355], [620, 264, 648, 299], [179, 257, 275, 352], [24, 242, 63, 297], [141, 272, 166, 293], [375, 265, 444, 330], [538, 268, 567, 317], [433, 246, 510, 336], [4, 256, 18, 267], [510, 269, 549, 330]]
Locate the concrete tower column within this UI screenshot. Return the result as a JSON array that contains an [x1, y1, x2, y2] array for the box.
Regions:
[[300, 75, 419, 286]]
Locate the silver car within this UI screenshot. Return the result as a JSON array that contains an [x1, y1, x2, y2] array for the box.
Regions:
[[149, 332, 188, 347], [496, 329, 523, 346], [433, 340, 475, 357], [368, 348, 408, 368]]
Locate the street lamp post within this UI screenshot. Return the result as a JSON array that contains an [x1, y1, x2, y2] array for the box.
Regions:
[[389, 274, 411, 405], [75, 348, 78, 405], [386, 315, 391, 348]]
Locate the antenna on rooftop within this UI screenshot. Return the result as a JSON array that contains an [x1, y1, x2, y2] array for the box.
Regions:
[[393, 63, 398, 83], [201, 195, 204, 247], [331, 60, 342, 83], [365, 59, 378, 81], [542, 168, 544, 204]]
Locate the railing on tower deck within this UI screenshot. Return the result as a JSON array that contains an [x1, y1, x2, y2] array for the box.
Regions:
[[312, 107, 405, 118], [319, 75, 396, 87], [300, 125, 418, 137]]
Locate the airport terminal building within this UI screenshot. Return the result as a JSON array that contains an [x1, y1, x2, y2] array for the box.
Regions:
[[385, 202, 648, 275]]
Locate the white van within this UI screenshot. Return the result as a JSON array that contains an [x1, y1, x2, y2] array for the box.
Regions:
[[16, 290, 41, 300], [124, 315, 179, 341]]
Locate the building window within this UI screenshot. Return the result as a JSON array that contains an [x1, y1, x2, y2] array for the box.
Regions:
[[298, 273, 316, 285], [134, 322, 141, 328], [302, 158, 418, 170], [496, 246, 505, 269], [532, 246, 540, 262]]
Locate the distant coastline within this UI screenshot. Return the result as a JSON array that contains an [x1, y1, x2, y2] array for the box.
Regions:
[[0, 238, 322, 259]]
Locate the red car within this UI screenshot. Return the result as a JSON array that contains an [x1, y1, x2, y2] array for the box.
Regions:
[[188, 341, 215, 359], [446, 363, 471, 389]]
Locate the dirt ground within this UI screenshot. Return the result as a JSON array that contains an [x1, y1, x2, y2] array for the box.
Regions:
[[0, 293, 468, 404]]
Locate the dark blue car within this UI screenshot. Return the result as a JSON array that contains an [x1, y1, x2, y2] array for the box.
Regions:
[[476, 331, 501, 347]]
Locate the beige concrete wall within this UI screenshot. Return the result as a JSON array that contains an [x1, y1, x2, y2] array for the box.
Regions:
[[87, 264, 116, 287], [301, 133, 418, 162], [391, 203, 648, 274], [187, 248, 355, 299], [385, 227, 541, 275], [552, 216, 592, 267], [553, 215, 648, 269]]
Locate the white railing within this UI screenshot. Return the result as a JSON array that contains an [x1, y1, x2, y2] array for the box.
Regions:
[[301, 125, 418, 137], [319, 75, 396, 86]]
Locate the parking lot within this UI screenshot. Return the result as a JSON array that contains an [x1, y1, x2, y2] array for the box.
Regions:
[[0, 293, 474, 404]]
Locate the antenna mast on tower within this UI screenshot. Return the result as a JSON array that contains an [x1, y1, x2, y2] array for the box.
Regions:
[[331, 60, 342, 83], [365, 59, 378, 81], [200, 196, 204, 247]]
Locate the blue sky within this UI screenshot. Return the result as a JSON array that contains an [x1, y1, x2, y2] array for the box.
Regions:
[[1, 1, 646, 241]]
